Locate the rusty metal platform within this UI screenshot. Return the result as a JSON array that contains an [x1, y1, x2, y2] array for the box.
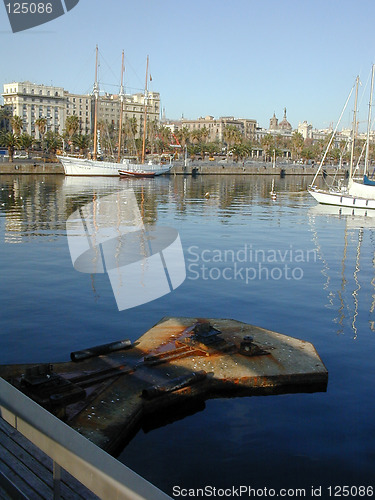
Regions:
[[0, 317, 328, 454]]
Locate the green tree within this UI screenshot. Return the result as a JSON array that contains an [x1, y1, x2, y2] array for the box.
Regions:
[[45, 131, 62, 154], [290, 131, 304, 160], [35, 117, 47, 149], [0, 131, 20, 162], [261, 134, 275, 160], [0, 107, 11, 131], [191, 128, 202, 144], [18, 133, 34, 155], [11, 115, 23, 136], [223, 125, 242, 158], [175, 126, 191, 149], [64, 115, 80, 153], [73, 134, 90, 156], [123, 117, 138, 156]]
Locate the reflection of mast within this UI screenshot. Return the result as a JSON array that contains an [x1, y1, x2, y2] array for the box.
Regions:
[[308, 208, 373, 338], [336, 226, 348, 334], [352, 228, 363, 339], [308, 214, 331, 295]]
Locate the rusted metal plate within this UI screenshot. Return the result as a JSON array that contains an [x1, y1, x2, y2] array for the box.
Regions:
[[0, 317, 328, 454]]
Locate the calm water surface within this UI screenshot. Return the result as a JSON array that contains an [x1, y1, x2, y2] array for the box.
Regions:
[[1, 174, 374, 497]]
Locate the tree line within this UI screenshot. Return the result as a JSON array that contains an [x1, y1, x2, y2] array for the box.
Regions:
[[0, 108, 373, 165]]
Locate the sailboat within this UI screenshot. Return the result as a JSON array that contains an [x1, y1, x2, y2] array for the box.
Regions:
[[58, 48, 172, 177], [309, 68, 375, 210]]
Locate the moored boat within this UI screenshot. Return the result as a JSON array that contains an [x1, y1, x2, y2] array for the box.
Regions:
[[309, 69, 375, 210]]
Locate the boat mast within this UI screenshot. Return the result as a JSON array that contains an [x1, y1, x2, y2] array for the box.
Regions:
[[365, 64, 375, 176], [310, 84, 354, 187], [118, 50, 125, 163], [93, 45, 99, 160], [141, 55, 149, 164], [349, 75, 360, 180]]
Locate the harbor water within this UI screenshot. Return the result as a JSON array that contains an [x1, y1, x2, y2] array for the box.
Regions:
[[1, 174, 375, 497]]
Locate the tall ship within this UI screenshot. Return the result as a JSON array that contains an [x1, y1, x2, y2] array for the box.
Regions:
[[58, 47, 172, 177]]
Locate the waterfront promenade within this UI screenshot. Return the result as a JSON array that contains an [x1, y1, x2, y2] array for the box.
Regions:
[[0, 159, 348, 177]]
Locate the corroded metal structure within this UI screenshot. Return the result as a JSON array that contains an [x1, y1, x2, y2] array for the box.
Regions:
[[0, 317, 328, 454]]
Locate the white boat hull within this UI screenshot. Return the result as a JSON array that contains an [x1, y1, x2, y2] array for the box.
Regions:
[[58, 156, 172, 177], [309, 187, 375, 210], [348, 179, 375, 200]]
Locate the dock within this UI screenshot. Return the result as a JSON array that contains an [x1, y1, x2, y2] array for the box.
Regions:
[[0, 417, 99, 499], [0, 317, 328, 455]]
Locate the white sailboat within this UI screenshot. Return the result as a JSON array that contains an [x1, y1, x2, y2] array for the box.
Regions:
[[58, 48, 172, 177], [309, 69, 375, 210]]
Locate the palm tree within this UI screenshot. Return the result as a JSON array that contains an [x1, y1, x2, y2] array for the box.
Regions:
[[0, 107, 11, 131], [11, 115, 23, 136], [191, 128, 202, 145], [223, 125, 242, 159], [73, 134, 90, 156], [64, 115, 80, 153], [290, 131, 304, 160], [45, 131, 62, 154], [1, 131, 20, 162], [261, 134, 275, 160], [18, 133, 34, 156], [123, 117, 138, 156], [175, 126, 191, 150], [35, 117, 47, 149]]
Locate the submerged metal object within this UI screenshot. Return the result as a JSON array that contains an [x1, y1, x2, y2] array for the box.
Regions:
[[0, 317, 328, 454]]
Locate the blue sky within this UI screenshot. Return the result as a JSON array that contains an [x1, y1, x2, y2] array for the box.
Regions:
[[1, 0, 375, 130]]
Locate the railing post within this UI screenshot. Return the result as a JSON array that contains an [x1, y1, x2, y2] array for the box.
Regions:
[[53, 461, 61, 500]]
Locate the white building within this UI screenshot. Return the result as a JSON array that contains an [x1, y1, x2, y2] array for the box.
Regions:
[[2, 81, 66, 138], [2, 81, 161, 140], [298, 121, 313, 140]]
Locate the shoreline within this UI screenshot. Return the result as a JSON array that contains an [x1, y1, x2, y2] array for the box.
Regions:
[[0, 160, 348, 177]]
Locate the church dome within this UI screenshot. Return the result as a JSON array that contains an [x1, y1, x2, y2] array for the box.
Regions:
[[279, 107, 292, 130]]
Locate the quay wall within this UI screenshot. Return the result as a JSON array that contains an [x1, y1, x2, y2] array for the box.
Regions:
[[171, 162, 348, 177], [0, 161, 64, 175], [0, 160, 348, 177]]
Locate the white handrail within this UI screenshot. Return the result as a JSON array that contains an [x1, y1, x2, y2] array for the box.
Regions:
[[0, 377, 171, 500]]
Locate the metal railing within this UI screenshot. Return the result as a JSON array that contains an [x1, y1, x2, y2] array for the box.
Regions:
[[0, 377, 171, 500]]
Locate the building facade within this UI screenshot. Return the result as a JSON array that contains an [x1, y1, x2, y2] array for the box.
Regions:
[[168, 115, 257, 143], [2, 81, 66, 138], [65, 91, 92, 135], [2, 81, 161, 141]]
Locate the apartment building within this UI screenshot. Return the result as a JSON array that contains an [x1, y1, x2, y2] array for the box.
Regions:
[[177, 115, 257, 142], [2, 81, 66, 138], [65, 91, 92, 135], [2, 81, 161, 140]]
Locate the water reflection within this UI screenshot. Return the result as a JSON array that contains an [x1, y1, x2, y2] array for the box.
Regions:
[[0, 174, 313, 242], [2, 174, 375, 339], [308, 204, 375, 337]]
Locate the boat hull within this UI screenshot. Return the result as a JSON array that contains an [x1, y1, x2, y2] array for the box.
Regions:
[[119, 170, 155, 178], [309, 187, 375, 210], [58, 156, 120, 176], [57, 156, 172, 177]]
